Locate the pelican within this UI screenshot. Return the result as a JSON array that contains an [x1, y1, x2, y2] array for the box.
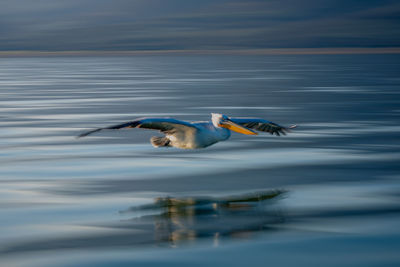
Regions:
[[77, 113, 296, 149]]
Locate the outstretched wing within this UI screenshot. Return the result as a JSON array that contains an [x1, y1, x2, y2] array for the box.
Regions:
[[77, 117, 198, 138], [230, 117, 296, 136]]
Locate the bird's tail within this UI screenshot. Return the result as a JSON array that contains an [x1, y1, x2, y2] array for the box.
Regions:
[[150, 136, 171, 148]]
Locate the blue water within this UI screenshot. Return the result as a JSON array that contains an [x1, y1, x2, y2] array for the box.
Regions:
[[0, 54, 400, 266]]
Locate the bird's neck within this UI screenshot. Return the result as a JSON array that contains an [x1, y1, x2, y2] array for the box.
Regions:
[[215, 126, 231, 140]]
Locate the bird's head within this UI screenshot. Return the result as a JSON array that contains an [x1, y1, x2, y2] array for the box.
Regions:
[[211, 113, 257, 135]]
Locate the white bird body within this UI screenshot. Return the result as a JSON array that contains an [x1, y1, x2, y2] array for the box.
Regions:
[[168, 122, 230, 149], [78, 113, 295, 149]]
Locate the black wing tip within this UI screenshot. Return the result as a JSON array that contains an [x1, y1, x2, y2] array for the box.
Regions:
[[274, 124, 297, 136], [76, 120, 142, 139], [76, 128, 103, 138]]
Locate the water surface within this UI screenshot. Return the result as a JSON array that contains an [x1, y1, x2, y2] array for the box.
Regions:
[[1, 54, 400, 266]]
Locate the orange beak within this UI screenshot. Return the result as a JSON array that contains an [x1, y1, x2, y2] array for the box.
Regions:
[[219, 120, 258, 135]]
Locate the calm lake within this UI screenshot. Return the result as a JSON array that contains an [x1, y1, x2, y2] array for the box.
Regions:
[[1, 54, 400, 266]]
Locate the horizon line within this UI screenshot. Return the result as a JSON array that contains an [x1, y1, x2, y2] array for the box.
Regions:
[[1, 47, 400, 57]]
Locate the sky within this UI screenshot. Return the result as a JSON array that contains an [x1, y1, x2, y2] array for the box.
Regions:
[[0, 0, 399, 51]]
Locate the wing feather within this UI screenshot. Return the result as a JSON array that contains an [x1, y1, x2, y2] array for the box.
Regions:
[[77, 118, 197, 138], [230, 118, 296, 136]]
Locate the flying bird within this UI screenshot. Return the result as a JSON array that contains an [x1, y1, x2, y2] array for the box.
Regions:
[[77, 113, 296, 149]]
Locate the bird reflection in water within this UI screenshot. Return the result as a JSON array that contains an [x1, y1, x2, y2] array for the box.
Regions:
[[0, 190, 286, 255], [121, 190, 286, 247]]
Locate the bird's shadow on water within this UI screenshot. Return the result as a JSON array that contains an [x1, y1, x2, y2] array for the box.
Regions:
[[0, 190, 287, 255], [120, 190, 287, 247]]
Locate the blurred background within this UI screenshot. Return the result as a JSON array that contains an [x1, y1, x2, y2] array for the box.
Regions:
[[1, 1, 400, 266]]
